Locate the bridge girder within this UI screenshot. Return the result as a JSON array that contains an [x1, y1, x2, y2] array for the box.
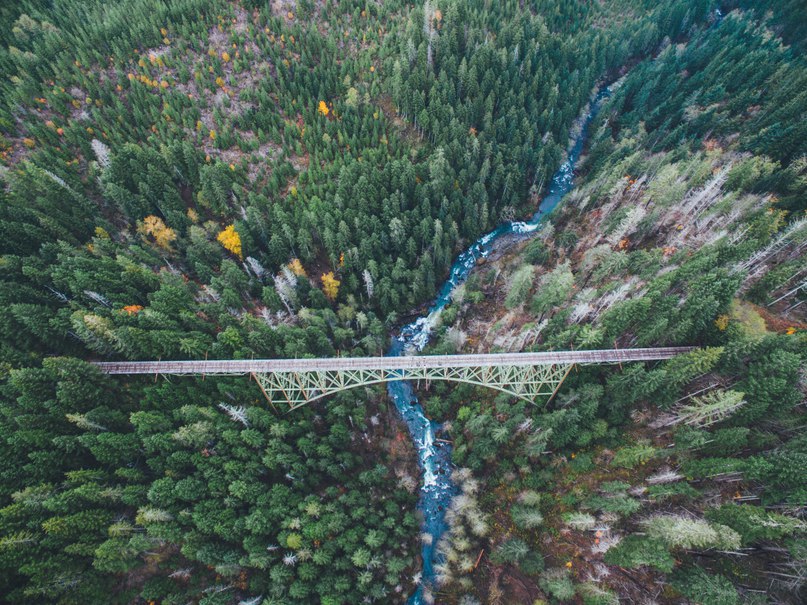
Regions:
[[252, 363, 574, 411]]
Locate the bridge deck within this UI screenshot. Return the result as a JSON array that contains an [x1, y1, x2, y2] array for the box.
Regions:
[[92, 347, 694, 375]]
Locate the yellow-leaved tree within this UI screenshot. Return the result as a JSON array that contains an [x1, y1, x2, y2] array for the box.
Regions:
[[318, 100, 329, 116], [321, 272, 340, 301], [288, 258, 307, 276], [138, 215, 176, 249], [217, 224, 243, 259]]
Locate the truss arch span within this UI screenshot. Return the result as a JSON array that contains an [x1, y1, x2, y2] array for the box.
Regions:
[[252, 364, 574, 411], [93, 347, 694, 411]]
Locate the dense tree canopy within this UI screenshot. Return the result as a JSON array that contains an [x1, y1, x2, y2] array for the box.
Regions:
[[0, 0, 805, 603]]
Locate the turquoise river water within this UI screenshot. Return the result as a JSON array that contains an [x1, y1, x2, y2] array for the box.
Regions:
[[387, 85, 612, 604]]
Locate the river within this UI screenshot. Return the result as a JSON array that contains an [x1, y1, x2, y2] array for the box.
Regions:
[[386, 84, 613, 604]]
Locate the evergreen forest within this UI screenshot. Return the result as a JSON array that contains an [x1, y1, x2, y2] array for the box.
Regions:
[[0, 1, 805, 604]]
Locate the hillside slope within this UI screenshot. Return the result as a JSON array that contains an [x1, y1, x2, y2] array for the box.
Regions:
[[0, 1, 804, 604], [417, 9, 806, 604]]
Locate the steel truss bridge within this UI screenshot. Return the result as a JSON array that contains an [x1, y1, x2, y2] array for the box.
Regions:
[[93, 347, 693, 411]]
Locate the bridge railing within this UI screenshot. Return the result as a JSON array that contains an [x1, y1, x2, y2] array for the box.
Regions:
[[92, 347, 695, 375]]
